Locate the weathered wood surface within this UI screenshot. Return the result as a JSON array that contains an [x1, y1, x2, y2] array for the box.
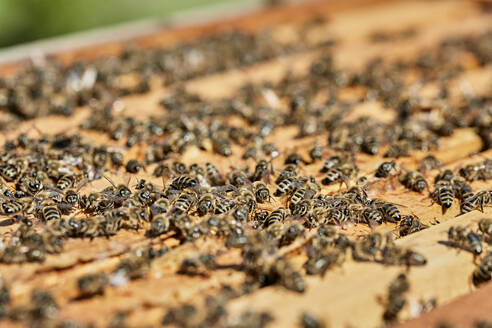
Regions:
[[0, 0, 491, 327]]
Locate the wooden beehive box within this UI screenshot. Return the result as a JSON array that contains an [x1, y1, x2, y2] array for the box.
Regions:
[[0, 0, 491, 327]]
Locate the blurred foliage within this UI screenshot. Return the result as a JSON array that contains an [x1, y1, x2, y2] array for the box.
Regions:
[[0, 0, 255, 48]]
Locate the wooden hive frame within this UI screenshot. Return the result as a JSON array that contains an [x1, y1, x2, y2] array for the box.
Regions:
[[0, 0, 491, 327]]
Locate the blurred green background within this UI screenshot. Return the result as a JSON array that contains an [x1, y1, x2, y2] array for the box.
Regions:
[[0, 0, 258, 48]]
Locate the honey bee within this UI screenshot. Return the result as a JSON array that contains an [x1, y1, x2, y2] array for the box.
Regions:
[[18, 176, 43, 195], [284, 153, 304, 166], [227, 169, 250, 187], [274, 177, 299, 197], [371, 199, 401, 222], [214, 198, 235, 214], [206, 162, 225, 186], [197, 193, 215, 216], [253, 181, 271, 203], [170, 175, 198, 191], [148, 214, 171, 237], [472, 251, 492, 286], [56, 174, 79, 190], [375, 161, 397, 178], [278, 224, 305, 247], [321, 164, 357, 186], [40, 199, 61, 222], [300, 313, 325, 328], [1, 199, 25, 215], [473, 190, 492, 212], [0, 163, 21, 182], [308, 143, 323, 163], [399, 171, 428, 193], [448, 226, 482, 255], [455, 183, 476, 214], [384, 140, 412, 158], [252, 159, 274, 182], [431, 180, 454, 212], [110, 151, 124, 168], [172, 190, 197, 213], [398, 215, 425, 237], [381, 245, 427, 266], [304, 246, 345, 276], [382, 273, 409, 322], [352, 233, 387, 262], [178, 253, 216, 277], [235, 188, 257, 213], [263, 208, 287, 228], [418, 155, 442, 172], [77, 273, 108, 298], [125, 159, 142, 173], [212, 138, 232, 157], [478, 218, 492, 240]]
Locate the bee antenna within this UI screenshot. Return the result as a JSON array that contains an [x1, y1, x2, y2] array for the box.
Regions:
[[102, 175, 116, 188]]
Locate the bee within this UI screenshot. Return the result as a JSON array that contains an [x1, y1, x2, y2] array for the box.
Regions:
[[320, 152, 353, 173], [170, 176, 199, 190], [382, 274, 409, 322], [205, 162, 225, 186], [279, 224, 305, 247], [227, 169, 250, 187], [18, 176, 43, 195], [110, 151, 124, 168], [292, 199, 313, 217], [212, 138, 232, 157], [321, 164, 357, 186], [77, 273, 108, 298], [371, 199, 401, 222], [214, 198, 235, 214], [271, 256, 305, 293], [478, 218, 492, 240], [148, 214, 171, 237], [352, 233, 386, 262], [56, 174, 78, 190], [112, 251, 151, 281], [134, 189, 154, 206], [381, 246, 427, 266], [362, 207, 384, 225], [276, 164, 298, 184], [177, 253, 216, 277], [253, 181, 271, 203], [431, 180, 454, 211], [459, 163, 482, 181], [456, 183, 476, 214], [284, 153, 303, 165], [42, 231, 64, 254], [398, 215, 425, 237], [375, 161, 396, 178], [40, 199, 61, 222], [308, 143, 323, 163], [125, 159, 142, 173], [253, 210, 269, 228], [300, 313, 325, 328], [236, 188, 257, 213], [274, 177, 298, 196], [304, 246, 346, 276], [263, 208, 287, 228], [384, 140, 412, 158], [1, 199, 24, 215], [124, 207, 149, 230], [473, 190, 492, 212], [0, 164, 21, 182], [399, 171, 427, 193], [418, 155, 442, 172], [172, 190, 197, 214], [448, 226, 482, 255], [472, 251, 492, 286], [252, 159, 274, 182], [197, 193, 215, 216], [30, 289, 58, 320]]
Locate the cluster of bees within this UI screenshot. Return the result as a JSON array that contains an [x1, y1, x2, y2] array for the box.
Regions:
[[0, 8, 489, 327]]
